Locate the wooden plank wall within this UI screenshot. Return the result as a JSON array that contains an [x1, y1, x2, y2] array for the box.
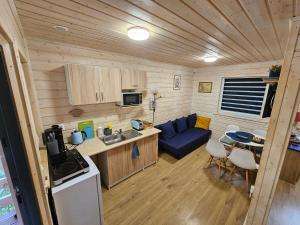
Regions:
[[192, 61, 282, 139], [28, 39, 194, 139], [0, 0, 27, 57]]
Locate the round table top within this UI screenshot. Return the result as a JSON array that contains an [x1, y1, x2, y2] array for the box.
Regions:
[[225, 131, 265, 148]]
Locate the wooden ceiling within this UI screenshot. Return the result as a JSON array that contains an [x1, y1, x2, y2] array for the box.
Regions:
[[15, 0, 297, 67]]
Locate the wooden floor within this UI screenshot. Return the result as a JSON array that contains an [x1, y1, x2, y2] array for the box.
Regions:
[[102, 146, 250, 225], [268, 179, 300, 225]]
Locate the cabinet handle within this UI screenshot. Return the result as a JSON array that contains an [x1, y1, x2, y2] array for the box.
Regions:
[[101, 92, 104, 101], [96, 92, 99, 102]]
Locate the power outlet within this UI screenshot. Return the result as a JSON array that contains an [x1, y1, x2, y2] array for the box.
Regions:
[[58, 123, 65, 130]]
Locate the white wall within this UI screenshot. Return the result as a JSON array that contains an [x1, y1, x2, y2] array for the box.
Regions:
[[28, 39, 194, 138], [191, 61, 282, 140]]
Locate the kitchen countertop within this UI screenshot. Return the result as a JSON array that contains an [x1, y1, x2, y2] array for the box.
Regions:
[[40, 128, 161, 189], [73, 127, 161, 157]]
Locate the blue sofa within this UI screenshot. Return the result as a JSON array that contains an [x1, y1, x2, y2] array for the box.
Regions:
[[155, 114, 212, 159]]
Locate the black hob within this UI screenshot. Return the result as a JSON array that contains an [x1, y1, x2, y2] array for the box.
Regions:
[[49, 149, 89, 186]]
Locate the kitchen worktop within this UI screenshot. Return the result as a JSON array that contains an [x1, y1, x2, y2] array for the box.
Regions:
[[74, 127, 161, 157], [40, 128, 161, 189]]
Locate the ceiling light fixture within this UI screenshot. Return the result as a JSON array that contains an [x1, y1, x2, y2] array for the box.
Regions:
[[127, 27, 150, 41], [53, 25, 69, 32], [203, 55, 218, 63]]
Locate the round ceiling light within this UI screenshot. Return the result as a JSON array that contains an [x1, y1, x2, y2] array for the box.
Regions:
[[203, 55, 218, 63], [127, 27, 150, 41], [53, 25, 69, 32]]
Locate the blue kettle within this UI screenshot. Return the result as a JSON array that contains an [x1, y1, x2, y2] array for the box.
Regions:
[[71, 130, 87, 145]]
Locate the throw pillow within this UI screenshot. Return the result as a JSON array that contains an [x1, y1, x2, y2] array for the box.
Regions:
[[187, 113, 197, 128], [161, 120, 176, 140], [195, 116, 211, 129], [176, 117, 187, 133]]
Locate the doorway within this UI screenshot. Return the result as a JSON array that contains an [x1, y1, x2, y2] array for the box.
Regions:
[[0, 46, 42, 225]]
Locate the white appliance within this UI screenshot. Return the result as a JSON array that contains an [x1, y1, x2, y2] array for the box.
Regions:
[[50, 156, 104, 225]]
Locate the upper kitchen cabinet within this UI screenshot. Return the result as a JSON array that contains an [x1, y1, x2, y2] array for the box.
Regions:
[[65, 64, 122, 105], [101, 67, 122, 103], [121, 69, 147, 91], [65, 64, 101, 105]]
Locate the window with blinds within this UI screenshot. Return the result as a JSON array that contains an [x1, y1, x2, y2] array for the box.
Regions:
[[220, 77, 267, 116]]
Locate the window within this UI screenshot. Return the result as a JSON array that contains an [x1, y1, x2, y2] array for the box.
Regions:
[[220, 77, 268, 117]]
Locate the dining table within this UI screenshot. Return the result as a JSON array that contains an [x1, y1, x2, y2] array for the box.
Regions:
[[224, 131, 265, 149]]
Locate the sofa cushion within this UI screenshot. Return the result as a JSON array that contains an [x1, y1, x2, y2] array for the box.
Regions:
[[159, 128, 211, 158], [176, 117, 187, 133], [187, 113, 197, 128], [195, 116, 211, 129], [160, 120, 176, 140]]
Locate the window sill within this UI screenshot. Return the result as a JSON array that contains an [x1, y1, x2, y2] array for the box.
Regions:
[[214, 112, 270, 123]]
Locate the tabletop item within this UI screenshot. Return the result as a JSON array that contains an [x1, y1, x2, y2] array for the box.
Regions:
[[97, 126, 103, 137], [78, 120, 94, 139], [104, 127, 112, 136], [227, 132, 252, 143], [236, 131, 254, 140], [131, 119, 144, 131], [70, 130, 87, 145]]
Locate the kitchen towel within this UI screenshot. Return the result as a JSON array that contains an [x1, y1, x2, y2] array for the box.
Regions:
[[132, 144, 140, 160]]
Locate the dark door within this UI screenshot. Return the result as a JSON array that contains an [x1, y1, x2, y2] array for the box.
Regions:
[[0, 46, 42, 225]]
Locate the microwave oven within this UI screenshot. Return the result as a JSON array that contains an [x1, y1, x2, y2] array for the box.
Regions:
[[118, 92, 142, 106]]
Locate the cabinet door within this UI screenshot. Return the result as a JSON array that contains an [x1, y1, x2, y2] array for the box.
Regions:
[[125, 139, 144, 174], [134, 70, 147, 91], [100, 67, 122, 103], [107, 145, 127, 185], [143, 135, 158, 167], [65, 64, 101, 105], [121, 68, 138, 90]]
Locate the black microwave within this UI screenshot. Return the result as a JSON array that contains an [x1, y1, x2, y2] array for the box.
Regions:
[[119, 92, 142, 106]]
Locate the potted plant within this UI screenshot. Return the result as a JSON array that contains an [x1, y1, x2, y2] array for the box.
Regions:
[[269, 65, 282, 78]]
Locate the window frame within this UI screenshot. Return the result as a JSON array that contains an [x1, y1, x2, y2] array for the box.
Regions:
[[218, 76, 270, 119]]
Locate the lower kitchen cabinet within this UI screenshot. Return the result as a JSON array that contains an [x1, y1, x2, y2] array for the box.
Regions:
[[98, 134, 158, 189]]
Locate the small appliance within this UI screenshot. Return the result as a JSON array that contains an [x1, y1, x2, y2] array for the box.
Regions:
[[131, 119, 144, 131], [118, 92, 142, 106], [70, 130, 86, 145], [43, 125, 66, 165], [49, 148, 90, 186], [48, 156, 104, 225]]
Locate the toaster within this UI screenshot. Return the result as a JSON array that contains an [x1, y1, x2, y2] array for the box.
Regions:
[[131, 119, 144, 131]]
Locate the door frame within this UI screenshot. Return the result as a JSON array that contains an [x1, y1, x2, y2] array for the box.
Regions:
[[246, 17, 300, 225], [0, 28, 52, 225]]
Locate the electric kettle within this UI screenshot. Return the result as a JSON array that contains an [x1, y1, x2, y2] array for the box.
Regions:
[[70, 130, 87, 145]]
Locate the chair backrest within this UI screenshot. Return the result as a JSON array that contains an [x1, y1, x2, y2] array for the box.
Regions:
[[228, 148, 257, 170], [253, 129, 267, 138], [206, 139, 227, 158], [226, 124, 240, 132]]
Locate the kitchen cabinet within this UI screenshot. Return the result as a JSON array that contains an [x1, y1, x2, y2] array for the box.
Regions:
[[65, 64, 101, 105], [65, 64, 122, 105], [143, 135, 158, 167], [98, 134, 158, 189], [126, 139, 144, 174], [101, 67, 121, 102], [121, 68, 147, 91]]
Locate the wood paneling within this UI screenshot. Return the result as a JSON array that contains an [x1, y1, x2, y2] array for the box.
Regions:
[[28, 39, 193, 138], [14, 0, 298, 67], [191, 61, 282, 140]]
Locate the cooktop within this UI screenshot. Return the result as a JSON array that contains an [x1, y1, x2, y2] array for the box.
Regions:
[[50, 149, 89, 186]]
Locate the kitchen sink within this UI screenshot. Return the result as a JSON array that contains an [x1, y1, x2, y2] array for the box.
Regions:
[[101, 129, 142, 145], [102, 133, 125, 145]]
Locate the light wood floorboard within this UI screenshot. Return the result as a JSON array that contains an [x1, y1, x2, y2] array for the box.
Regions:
[[102, 146, 250, 225], [268, 180, 300, 225]]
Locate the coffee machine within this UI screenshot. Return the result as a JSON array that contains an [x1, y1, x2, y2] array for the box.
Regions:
[[43, 125, 66, 165]]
